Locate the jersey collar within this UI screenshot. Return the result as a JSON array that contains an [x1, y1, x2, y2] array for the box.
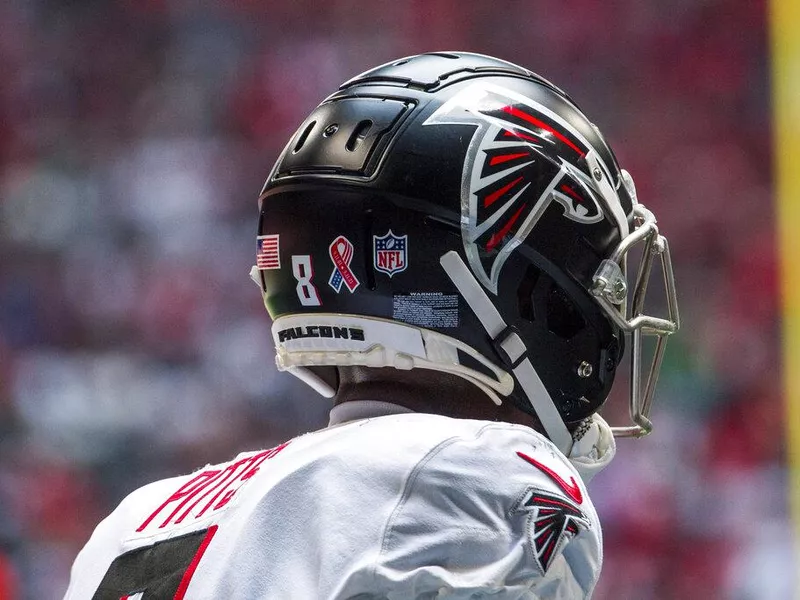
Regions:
[[328, 400, 416, 426]]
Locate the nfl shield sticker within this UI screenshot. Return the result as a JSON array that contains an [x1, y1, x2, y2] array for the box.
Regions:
[[373, 230, 408, 277]]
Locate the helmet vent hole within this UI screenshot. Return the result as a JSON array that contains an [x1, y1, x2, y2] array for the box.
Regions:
[[346, 120, 373, 152], [546, 284, 585, 339], [424, 215, 460, 236], [426, 52, 460, 59], [517, 265, 540, 322], [293, 120, 316, 154]]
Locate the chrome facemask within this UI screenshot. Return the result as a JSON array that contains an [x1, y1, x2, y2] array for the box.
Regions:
[[591, 198, 680, 437]]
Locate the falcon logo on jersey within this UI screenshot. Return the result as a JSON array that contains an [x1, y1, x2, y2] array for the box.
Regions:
[[424, 83, 605, 293], [515, 486, 590, 573], [515, 451, 589, 572]]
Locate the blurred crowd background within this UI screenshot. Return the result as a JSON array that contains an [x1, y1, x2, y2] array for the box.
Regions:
[[0, 0, 790, 598]]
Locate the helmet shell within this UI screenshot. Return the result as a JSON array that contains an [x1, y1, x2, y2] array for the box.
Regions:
[[258, 52, 633, 427]]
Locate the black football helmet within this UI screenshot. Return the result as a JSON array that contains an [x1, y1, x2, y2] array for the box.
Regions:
[[252, 52, 679, 454]]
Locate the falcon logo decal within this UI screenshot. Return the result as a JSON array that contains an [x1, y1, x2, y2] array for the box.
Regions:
[[515, 486, 590, 573], [515, 451, 589, 572], [424, 83, 605, 293]]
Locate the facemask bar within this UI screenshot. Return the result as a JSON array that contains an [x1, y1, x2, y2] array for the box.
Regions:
[[591, 203, 680, 437]]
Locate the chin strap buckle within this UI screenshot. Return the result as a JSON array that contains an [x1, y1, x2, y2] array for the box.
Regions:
[[492, 325, 528, 370]]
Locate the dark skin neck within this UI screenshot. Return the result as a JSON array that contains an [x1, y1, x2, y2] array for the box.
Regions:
[[323, 365, 543, 431]]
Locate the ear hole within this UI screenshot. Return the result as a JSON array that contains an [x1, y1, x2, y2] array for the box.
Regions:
[[517, 264, 540, 322], [546, 284, 585, 339]]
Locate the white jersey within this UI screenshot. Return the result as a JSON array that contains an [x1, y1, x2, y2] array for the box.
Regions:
[[65, 403, 607, 599]]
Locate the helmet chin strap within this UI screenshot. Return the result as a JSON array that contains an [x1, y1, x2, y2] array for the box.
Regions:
[[440, 251, 574, 455]]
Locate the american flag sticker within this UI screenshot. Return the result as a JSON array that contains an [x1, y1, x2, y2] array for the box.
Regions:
[[256, 234, 281, 270]]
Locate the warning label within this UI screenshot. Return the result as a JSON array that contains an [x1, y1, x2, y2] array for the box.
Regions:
[[393, 292, 459, 328]]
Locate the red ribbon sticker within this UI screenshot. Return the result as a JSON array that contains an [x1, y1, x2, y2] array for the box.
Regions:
[[328, 236, 359, 293]]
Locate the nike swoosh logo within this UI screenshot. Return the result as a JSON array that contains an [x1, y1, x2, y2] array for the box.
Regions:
[[516, 451, 583, 505]]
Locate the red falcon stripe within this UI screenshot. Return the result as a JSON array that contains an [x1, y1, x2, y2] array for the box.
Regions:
[[489, 152, 530, 166], [559, 184, 585, 203], [502, 105, 585, 157], [486, 204, 526, 251], [517, 451, 584, 504], [484, 175, 524, 208], [503, 129, 537, 142]]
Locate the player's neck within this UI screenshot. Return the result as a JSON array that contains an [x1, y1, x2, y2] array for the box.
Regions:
[[333, 366, 543, 430]]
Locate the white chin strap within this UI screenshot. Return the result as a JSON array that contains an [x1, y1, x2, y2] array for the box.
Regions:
[[440, 251, 573, 454]]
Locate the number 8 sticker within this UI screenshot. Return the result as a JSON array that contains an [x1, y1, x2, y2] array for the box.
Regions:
[[292, 255, 322, 307]]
